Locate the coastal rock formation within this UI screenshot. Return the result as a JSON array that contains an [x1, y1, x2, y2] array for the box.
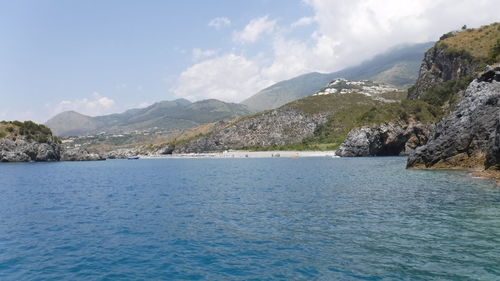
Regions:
[[0, 121, 106, 162], [336, 121, 434, 157], [106, 148, 142, 159], [60, 148, 105, 161], [486, 120, 500, 169], [173, 109, 327, 153], [408, 45, 481, 99], [0, 137, 61, 162], [155, 145, 174, 155], [407, 69, 500, 169]]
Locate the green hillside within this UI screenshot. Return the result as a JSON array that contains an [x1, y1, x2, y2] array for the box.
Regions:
[[439, 22, 500, 63]]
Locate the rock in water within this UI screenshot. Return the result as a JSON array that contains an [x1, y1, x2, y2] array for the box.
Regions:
[[105, 148, 142, 159], [0, 137, 61, 162], [336, 121, 434, 157], [60, 148, 105, 161], [407, 69, 500, 169]]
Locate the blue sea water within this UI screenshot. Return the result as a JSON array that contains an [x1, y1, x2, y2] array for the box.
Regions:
[[0, 157, 499, 280]]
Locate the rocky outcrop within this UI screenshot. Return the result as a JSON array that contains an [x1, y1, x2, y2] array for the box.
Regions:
[[105, 148, 142, 159], [407, 69, 500, 169], [336, 121, 434, 157], [408, 45, 482, 99], [173, 109, 327, 153], [60, 148, 104, 161], [0, 138, 107, 162], [485, 120, 500, 169], [155, 145, 174, 155], [0, 137, 61, 162]]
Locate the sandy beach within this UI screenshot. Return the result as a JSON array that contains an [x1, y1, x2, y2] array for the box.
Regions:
[[142, 150, 338, 159]]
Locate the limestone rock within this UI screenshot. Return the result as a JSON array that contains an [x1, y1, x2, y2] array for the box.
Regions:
[[105, 148, 141, 159], [407, 71, 500, 169], [336, 121, 434, 157], [0, 137, 61, 162], [485, 120, 500, 169], [173, 109, 327, 153], [408, 45, 481, 99], [60, 148, 105, 161]]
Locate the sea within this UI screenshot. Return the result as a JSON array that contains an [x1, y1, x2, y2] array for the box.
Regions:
[[0, 157, 499, 280]]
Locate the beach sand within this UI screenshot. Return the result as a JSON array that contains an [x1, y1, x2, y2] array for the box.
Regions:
[[142, 150, 338, 159]]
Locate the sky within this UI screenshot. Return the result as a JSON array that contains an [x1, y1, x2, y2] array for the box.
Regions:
[[0, 0, 498, 122]]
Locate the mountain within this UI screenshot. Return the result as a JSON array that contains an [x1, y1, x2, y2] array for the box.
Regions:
[[167, 79, 408, 153], [46, 98, 252, 137], [242, 42, 434, 111]]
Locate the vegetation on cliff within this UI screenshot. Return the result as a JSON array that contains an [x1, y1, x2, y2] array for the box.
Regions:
[[438, 22, 500, 63], [0, 121, 60, 144]]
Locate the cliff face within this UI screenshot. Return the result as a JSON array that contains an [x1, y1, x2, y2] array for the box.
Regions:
[[408, 45, 482, 99], [0, 137, 61, 162], [485, 120, 500, 169], [337, 23, 500, 159], [407, 69, 500, 169], [173, 109, 327, 153], [60, 148, 104, 161], [336, 121, 434, 157], [0, 121, 104, 162]]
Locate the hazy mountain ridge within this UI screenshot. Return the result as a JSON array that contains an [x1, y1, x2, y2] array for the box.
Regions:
[[242, 42, 434, 111], [46, 98, 252, 137]]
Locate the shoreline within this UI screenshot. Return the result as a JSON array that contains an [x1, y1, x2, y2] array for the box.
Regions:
[[139, 150, 338, 159]]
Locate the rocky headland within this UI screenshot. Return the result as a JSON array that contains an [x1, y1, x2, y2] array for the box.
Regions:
[[407, 68, 500, 174], [0, 121, 104, 162], [336, 121, 434, 157], [337, 23, 500, 177]]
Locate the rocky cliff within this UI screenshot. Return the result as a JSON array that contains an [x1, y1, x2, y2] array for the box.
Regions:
[[60, 148, 105, 161], [0, 137, 61, 162], [408, 45, 481, 99], [407, 68, 500, 170], [336, 121, 434, 157], [337, 24, 500, 159], [0, 121, 104, 162], [173, 109, 327, 153]]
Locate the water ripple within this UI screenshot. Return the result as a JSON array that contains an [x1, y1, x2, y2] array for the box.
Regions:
[[0, 157, 499, 280]]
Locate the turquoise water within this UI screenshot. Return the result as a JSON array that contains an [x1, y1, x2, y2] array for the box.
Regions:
[[0, 157, 499, 280]]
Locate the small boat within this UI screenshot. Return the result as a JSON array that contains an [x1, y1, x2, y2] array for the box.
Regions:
[[127, 156, 140, 160]]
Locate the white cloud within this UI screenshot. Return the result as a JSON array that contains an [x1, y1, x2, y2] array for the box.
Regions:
[[54, 92, 116, 116], [302, 0, 500, 68], [174, 0, 500, 103], [174, 54, 273, 102], [208, 17, 231, 30], [234, 15, 277, 44], [192, 48, 218, 61], [291, 17, 315, 28], [137, 102, 151, 108]]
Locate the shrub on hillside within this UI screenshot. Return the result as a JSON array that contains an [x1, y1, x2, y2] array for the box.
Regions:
[[421, 76, 474, 107]]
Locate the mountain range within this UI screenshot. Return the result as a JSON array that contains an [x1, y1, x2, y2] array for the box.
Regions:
[[241, 42, 434, 111], [46, 99, 251, 137], [46, 42, 433, 137]]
